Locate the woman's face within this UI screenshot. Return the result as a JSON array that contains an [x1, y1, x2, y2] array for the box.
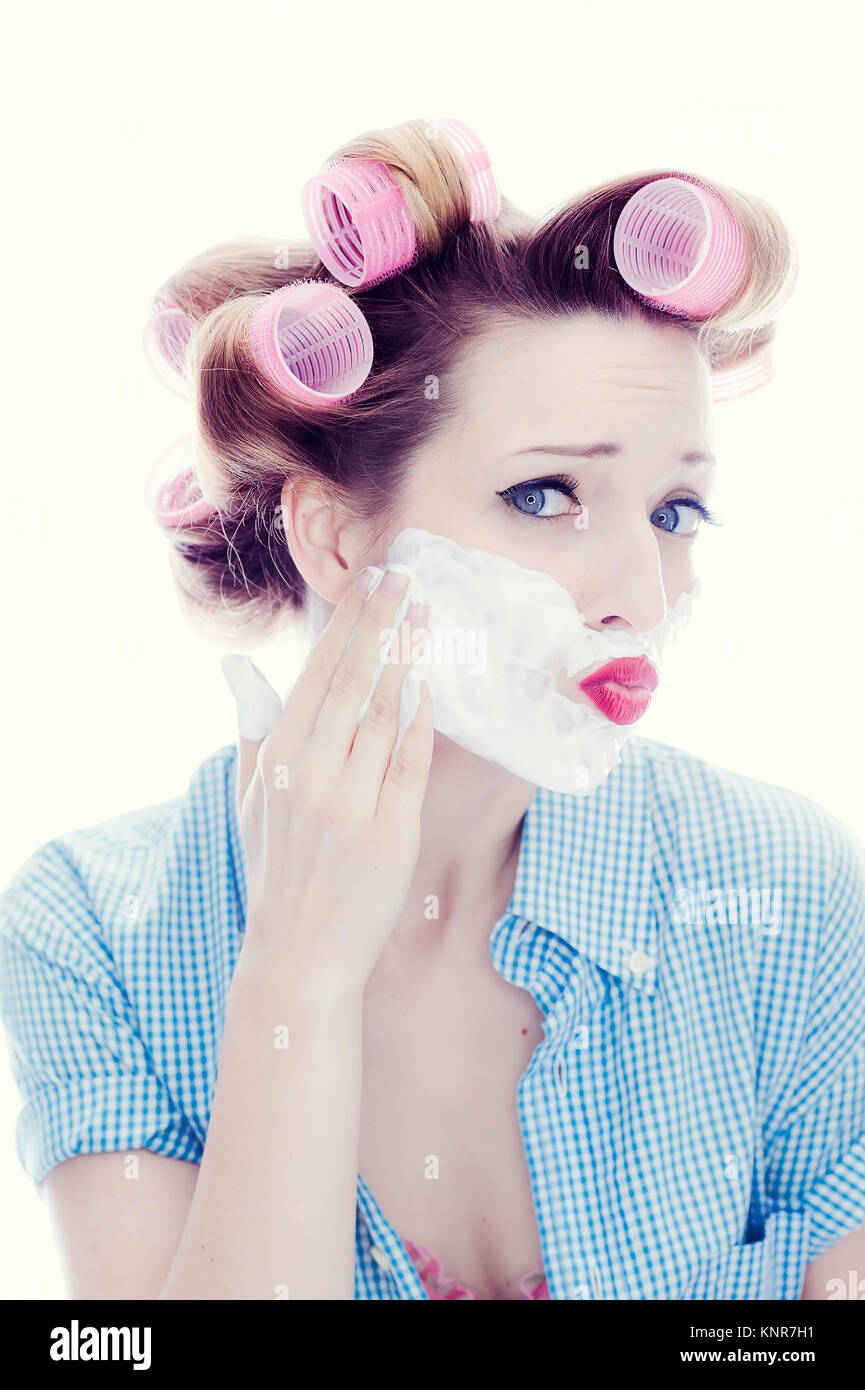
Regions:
[[379, 312, 715, 648]]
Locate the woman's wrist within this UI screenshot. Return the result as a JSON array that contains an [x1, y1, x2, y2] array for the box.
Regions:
[[231, 935, 367, 1017]]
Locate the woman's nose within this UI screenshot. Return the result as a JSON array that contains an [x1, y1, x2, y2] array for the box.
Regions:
[[581, 556, 670, 636]]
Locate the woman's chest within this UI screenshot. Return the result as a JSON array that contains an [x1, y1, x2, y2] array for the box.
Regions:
[[354, 940, 766, 1300], [358, 958, 548, 1299]]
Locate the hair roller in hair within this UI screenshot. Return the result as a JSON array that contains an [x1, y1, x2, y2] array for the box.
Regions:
[[145, 434, 215, 529], [302, 158, 418, 289], [711, 345, 776, 403], [437, 117, 501, 222], [301, 118, 500, 290], [142, 296, 193, 399], [613, 174, 748, 319], [247, 279, 373, 404]]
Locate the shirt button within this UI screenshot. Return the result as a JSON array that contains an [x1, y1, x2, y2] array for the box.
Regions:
[[626, 950, 653, 976], [370, 1245, 391, 1271]]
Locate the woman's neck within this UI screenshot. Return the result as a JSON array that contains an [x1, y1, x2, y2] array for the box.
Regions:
[[384, 731, 536, 964]]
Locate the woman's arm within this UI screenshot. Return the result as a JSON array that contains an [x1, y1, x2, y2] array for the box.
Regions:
[[156, 960, 364, 1300], [158, 571, 432, 1298], [42, 1152, 200, 1300], [40, 968, 365, 1300]]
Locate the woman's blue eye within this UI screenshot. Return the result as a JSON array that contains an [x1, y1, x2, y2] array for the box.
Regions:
[[651, 498, 716, 535], [497, 476, 581, 518]]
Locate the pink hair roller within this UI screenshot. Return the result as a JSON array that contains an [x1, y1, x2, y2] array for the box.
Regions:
[[302, 159, 418, 290], [613, 174, 748, 319], [301, 119, 501, 290], [145, 434, 215, 529], [142, 297, 193, 399], [438, 116, 501, 222], [248, 279, 373, 404], [711, 345, 776, 403]]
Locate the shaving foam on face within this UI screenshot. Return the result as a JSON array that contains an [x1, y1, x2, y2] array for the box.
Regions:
[[361, 528, 700, 796]]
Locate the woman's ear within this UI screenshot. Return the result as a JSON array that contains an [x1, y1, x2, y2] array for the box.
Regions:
[[279, 477, 374, 603]]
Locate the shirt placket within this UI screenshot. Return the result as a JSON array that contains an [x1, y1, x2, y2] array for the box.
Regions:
[[492, 912, 630, 1300], [355, 1172, 428, 1300]]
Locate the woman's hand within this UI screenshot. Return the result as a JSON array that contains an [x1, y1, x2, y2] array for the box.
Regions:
[[221, 568, 433, 997]]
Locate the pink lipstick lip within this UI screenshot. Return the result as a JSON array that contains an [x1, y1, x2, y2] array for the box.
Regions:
[[579, 682, 652, 726], [575, 656, 658, 726], [578, 656, 659, 695]]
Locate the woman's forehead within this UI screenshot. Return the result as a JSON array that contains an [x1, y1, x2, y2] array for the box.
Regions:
[[449, 316, 713, 454]]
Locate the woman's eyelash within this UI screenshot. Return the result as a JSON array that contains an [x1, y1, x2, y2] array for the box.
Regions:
[[497, 473, 581, 505], [496, 474, 723, 527], [665, 496, 723, 526]]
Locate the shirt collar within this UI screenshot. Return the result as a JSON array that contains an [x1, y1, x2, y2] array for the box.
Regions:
[[508, 738, 661, 995], [227, 736, 661, 995]]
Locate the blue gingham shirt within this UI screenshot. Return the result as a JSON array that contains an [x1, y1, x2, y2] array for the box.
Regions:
[[1, 736, 864, 1300]]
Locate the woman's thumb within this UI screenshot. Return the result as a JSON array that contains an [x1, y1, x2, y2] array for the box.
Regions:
[[220, 654, 283, 812]]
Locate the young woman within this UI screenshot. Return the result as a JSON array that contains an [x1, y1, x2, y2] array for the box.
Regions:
[[1, 117, 863, 1302]]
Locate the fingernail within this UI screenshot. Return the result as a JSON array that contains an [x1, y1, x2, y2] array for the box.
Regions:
[[382, 568, 410, 594], [354, 566, 377, 595], [220, 653, 283, 741]]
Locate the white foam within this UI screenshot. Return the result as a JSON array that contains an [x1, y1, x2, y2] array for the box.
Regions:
[[361, 528, 700, 796]]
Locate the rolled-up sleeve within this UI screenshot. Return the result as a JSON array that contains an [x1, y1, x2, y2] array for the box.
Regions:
[[0, 842, 202, 1189], [763, 818, 865, 1262]]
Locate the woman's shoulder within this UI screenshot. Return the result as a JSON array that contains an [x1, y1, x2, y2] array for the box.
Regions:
[[0, 745, 241, 1185], [0, 742, 242, 960], [624, 732, 865, 875], [623, 735, 865, 1033], [626, 738, 865, 1121]]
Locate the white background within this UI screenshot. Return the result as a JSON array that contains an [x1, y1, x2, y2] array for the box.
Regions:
[[1, 0, 862, 1298]]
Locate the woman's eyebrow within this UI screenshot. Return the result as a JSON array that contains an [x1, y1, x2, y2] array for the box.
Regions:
[[509, 443, 716, 466]]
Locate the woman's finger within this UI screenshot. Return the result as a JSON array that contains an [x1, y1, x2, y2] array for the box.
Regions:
[[303, 569, 412, 785], [376, 679, 435, 827], [340, 602, 429, 816], [265, 568, 377, 771]]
